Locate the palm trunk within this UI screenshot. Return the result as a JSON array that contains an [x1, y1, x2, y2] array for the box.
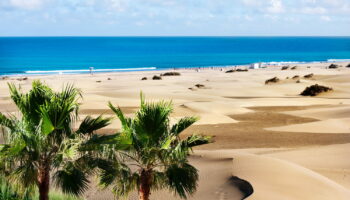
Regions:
[[38, 164, 50, 200], [139, 169, 152, 200]]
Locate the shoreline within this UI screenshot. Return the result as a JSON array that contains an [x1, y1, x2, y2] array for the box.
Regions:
[[1, 59, 349, 77]]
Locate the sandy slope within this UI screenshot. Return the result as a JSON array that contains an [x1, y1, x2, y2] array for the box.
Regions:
[[1, 62, 350, 199], [197, 150, 350, 200]]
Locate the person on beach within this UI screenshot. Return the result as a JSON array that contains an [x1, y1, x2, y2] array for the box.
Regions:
[[89, 67, 94, 75]]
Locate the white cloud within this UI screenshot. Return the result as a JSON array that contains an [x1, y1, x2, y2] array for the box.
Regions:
[[244, 15, 253, 21], [241, 0, 262, 7], [108, 0, 126, 12], [10, 0, 44, 10], [301, 7, 327, 14], [267, 0, 284, 13], [321, 15, 331, 21], [1, 0, 350, 36]]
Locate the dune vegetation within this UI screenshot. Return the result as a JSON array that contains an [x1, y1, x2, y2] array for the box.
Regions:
[[300, 84, 333, 96]]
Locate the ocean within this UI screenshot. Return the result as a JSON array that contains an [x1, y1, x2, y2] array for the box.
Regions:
[[0, 37, 350, 75]]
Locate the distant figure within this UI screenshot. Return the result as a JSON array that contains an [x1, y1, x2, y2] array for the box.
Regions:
[[89, 67, 94, 75]]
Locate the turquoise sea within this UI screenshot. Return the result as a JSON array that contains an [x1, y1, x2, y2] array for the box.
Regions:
[[0, 37, 350, 75]]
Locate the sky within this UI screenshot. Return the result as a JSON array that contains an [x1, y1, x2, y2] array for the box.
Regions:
[[0, 0, 349, 36]]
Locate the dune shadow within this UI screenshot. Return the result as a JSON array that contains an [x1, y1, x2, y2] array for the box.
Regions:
[[228, 176, 254, 199]]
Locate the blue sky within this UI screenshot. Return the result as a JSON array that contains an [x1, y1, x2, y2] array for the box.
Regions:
[[0, 0, 349, 36]]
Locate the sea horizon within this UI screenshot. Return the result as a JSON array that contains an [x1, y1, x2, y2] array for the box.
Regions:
[[1, 36, 350, 75]]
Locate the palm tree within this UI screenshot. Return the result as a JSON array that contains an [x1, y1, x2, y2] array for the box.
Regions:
[[101, 94, 210, 200], [0, 81, 112, 200]]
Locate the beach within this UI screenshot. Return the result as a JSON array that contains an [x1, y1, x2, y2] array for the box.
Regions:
[[1, 62, 350, 200]]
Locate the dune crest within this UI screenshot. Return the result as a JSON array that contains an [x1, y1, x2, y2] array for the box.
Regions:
[[197, 150, 350, 200]]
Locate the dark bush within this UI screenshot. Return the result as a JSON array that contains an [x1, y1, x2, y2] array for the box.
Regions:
[[161, 72, 181, 76], [17, 77, 28, 81], [292, 75, 300, 79], [328, 64, 339, 69], [141, 77, 147, 80], [152, 75, 162, 80], [300, 84, 333, 96], [195, 84, 205, 88], [226, 69, 248, 73], [281, 66, 289, 70], [346, 63, 350, 68], [265, 77, 279, 84], [291, 66, 297, 70], [304, 73, 314, 78]]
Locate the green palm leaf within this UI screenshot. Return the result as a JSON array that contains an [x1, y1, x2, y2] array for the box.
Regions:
[[0, 81, 112, 199], [103, 94, 210, 200]]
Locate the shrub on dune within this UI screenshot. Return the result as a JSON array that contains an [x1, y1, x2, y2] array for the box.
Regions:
[[300, 84, 333, 96], [161, 72, 181, 76], [265, 77, 279, 84], [328, 64, 339, 69], [346, 63, 350, 68], [291, 66, 297, 70], [195, 84, 205, 88], [292, 75, 299, 79], [281, 66, 289, 70], [102, 94, 210, 200], [152, 75, 162, 80], [303, 73, 314, 78], [225, 69, 235, 73], [226, 69, 248, 73], [141, 77, 147, 80]]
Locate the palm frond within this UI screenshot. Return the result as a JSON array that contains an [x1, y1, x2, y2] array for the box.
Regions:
[[53, 163, 89, 196], [1, 81, 110, 200], [108, 102, 131, 129], [77, 115, 112, 136], [105, 94, 210, 199], [183, 135, 211, 148], [134, 98, 173, 145], [170, 116, 198, 136], [0, 113, 15, 130], [12, 162, 38, 189], [165, 163, 198, 199], [102, 168, 139, 198]]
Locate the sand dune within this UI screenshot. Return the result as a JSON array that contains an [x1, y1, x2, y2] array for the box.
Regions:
[[282, 105, 350, 120], [197, 150, 350, 200], [1, 62, 350, 200], [267, 118, 350, 134], [264, 143, 350, 188]]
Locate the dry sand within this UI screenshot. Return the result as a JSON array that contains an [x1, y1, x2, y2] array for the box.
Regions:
[[1, 62, 350, 199]]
